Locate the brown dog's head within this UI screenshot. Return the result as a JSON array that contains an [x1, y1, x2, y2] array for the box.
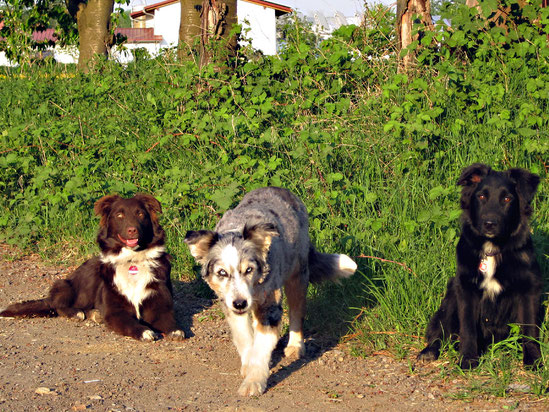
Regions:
[[94, 194, 165, 253]]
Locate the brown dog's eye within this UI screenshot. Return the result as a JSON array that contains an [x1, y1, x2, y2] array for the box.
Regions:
[[218, 269, 228, 277], [116, 212, 124, 218], [137, 211, 145, 218]]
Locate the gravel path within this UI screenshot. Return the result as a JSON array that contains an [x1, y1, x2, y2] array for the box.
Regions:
[[0, 244, 547, 411]]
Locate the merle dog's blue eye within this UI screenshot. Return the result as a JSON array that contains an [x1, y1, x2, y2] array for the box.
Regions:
[[245, 267, 253, 274], [218, 269, 228, 277]]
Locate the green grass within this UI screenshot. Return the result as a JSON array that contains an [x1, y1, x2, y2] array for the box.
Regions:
[[0, 0, 548, 400]]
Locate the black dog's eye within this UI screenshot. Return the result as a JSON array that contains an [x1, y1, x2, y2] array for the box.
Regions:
[[503, 196, 512, 203], [478, 194, 486, 201], [245, 267, 253, 274], [218, 269, 228, 277]]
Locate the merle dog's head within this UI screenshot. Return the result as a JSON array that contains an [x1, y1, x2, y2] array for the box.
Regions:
[[94, 194, 165, 254], [184, 223, 278, 315], [457, 163, 540, 240]]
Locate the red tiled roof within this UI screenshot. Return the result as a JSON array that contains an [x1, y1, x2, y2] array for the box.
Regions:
[[130, 0, 292, 18], [0, 25, 162, 45], [116, 27, 163, 43], [32, 28, 57, 42]]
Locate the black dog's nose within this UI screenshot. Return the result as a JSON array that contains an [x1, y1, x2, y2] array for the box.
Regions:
[[233, 299, 248, 311], [483, 220, 497, 231]]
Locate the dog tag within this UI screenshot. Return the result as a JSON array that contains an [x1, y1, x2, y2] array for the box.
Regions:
[[129, 265, 139, 276], [479, 260, 488, 273]]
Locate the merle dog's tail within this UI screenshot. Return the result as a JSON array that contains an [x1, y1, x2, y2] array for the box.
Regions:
[[308, 245, 357, 283], [0, 299, 55, 318]]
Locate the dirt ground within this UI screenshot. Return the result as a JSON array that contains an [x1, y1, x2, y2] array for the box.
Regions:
[[0, 244, 547, 411]]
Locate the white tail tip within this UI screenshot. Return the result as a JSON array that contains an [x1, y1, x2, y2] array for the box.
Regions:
[[338, 254, 357, 277]]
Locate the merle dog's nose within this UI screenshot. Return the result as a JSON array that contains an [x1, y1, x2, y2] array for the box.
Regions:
[[127, 227, 138, 238], [233, 299, 248, 311]]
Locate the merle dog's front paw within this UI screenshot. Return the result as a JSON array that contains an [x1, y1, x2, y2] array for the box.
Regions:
[[459, 356, 479, 369], [417, 347, 439, 362], [238, 377, 267, 397]]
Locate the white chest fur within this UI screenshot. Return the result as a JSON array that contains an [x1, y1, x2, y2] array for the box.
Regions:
[[101, 246, 165, 318], [479, 242, 502, 299]]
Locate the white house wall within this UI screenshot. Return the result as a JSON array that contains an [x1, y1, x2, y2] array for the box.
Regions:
[[153, 2, 182, 47], [238, 1, 277, 55], [149, 0, 278, 55]]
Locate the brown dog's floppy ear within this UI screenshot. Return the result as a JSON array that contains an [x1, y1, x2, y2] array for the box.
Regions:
[[94, 195, 121, 226], [184, 230, 218, 264], [243, 223, 279, 258], [508, 168, 540, 206], [457, 163, 491, 186]]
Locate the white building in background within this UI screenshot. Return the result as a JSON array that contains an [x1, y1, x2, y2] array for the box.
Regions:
[[311, 10, 363, 39], [129, 0, 293, 56]]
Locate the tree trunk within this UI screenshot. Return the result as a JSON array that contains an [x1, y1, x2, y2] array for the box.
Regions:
[[67, 0, 115, 71], [396, 0, 433, 71], [178, 0, 203, 60], [199, 0, 237, 67]]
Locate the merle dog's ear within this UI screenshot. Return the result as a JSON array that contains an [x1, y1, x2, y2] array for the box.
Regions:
[[243, 223, 279, 258], [457, 163, 491, 186], [94, 195, 121, 226], [134, 194, 162, 220], [508, 168, 540, 205], [184, 230, 218, 264]]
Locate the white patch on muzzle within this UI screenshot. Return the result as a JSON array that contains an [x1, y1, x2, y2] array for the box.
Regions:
[[218, 244, 253, 313]]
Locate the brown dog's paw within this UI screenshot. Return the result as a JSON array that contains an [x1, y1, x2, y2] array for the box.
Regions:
[[141, 330, 161, 342], [165, 330, 186, 341], [87, 309, 103, 324]]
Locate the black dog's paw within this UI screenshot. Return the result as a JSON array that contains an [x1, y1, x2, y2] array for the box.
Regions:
[[523, 352, 543, 370], [417, 347, 439, 362], [459, 356, 479, 369]]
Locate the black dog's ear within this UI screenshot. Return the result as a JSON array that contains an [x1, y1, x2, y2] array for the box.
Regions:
[[94, 194, 121, 226], [507, 168, 540, 205], [243, 223, 279, 258], [457, 163, 491, 186], [184, 230, 218, 264]]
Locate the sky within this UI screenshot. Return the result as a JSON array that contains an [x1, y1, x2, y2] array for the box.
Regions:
[[135, 0, 395, 18], [267, 0, 395, 17]]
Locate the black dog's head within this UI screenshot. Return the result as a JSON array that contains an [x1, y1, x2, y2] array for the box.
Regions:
[[457, 163, 540, 240], [94, 194, 165, 254]]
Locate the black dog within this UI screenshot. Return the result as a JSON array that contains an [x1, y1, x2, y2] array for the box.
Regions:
[[0, 194, 184, 342], [418, 164, 542, 369]]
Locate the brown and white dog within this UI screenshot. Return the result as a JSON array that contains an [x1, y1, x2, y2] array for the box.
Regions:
[[0, 194, 184, 342], [185, 187, 357, 396]]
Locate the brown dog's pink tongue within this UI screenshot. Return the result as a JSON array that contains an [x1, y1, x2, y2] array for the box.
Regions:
[[126, 238, 138, 247]]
